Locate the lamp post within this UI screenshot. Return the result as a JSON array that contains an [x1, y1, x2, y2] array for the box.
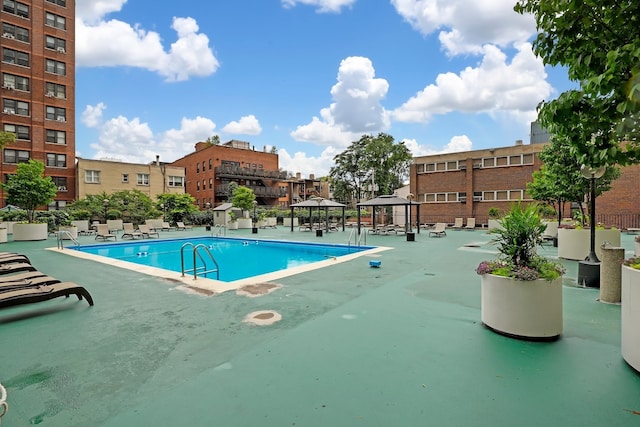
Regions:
[[406, 193, 415, 241], [102, 199, 109, 223], [252, 200, 258, 234], [577, 164, 606, 287]]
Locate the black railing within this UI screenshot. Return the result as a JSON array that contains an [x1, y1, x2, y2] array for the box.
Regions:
[[215, 184, 287, 198], [215, 165, 288, 180]]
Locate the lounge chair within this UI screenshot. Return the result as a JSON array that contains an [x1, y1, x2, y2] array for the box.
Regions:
[[451, 218, 464, 229], [138, 224, 159, 238], [0, 282, 94, 310], [95, 224, 116, 241], [0, 262, 37, 275], [162, 222, 176, 231], [121, 223, 143, 240], [0, 272, 61, 291], [176, 221, 192, 230], [0, 253, 31, 265], [429, 222, 447, 237], [465, 218, 476, 230]]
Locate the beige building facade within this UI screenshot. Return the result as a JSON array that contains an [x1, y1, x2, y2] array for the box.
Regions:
[[76, 157, 186, 200]]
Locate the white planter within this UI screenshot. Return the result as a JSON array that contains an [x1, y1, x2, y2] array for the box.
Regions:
[[0, 228, 7, 243], [12, 223, 49, 241], [487, 219, 503, 231], [59, 226, 78, 240], [266, 217, 277, 227], [283, 217, 299, 227], [635, 241, 640, 257], [237, 218, 252, 229], [257, 220, 267, 228], [481, 273, 563, 340], [227, 221, 239, 230], [622, 265, 640, 372], [0, 221, 17, 234], [557, 228, 621, 261]]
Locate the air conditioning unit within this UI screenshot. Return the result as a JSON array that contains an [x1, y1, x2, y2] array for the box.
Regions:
[[56, 117, 66, 122], [57, 186, 67, 191], [472, 163, 482, 169], [473, 196, 483, 201], [45, 92, 55, 97], [57, 47, 66, 53], [3, 108, 15, 114], [2, 33, 15, 39], [2, 84, 15, 90], [458, 164, 467, 170], [458, 197, 467, 203]]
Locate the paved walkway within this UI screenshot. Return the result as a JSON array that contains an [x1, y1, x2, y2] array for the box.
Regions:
[[0, 226, 639, 426]]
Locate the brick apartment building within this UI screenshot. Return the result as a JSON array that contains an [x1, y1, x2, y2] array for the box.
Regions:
[[170, 140, 287, 208], [1, 0, 76, 209], [410, 139, 640, 229]]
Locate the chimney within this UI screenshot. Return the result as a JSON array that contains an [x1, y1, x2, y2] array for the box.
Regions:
[[296, 172, 301, 179], [515, 139, 523, 146], [155, 155, 160, 166], [309, 174, 315, 180], [195, 142, 208, 151]]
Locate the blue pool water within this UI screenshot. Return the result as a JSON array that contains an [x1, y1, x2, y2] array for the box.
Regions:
[[71, 237, 374, 282]]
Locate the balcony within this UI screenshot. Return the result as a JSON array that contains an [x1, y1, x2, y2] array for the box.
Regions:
[[215, 184, 287, 199], [215, 165, 288, 180]]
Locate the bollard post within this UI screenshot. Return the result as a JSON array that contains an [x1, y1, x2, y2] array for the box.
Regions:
[[599, 242, 625, 303]]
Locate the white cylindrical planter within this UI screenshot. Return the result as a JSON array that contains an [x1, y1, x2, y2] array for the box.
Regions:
[[237, 218, 252, 229], [59, 226, 78, 240], [0, 228, 7, 243], [481, 274, 563, 340], [283, 217, 299, 227], [266, 217, 277, 227], [227, 221, 239, 230], [557, 228, 621, 260], [622, 265, 640, 372], [635, 241, 640, 256], [12, 223, 49, 241], [487, 219, 503, 231]]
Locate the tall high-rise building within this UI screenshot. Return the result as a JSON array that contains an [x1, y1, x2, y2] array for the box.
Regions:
[[1, 0, 75, 209]]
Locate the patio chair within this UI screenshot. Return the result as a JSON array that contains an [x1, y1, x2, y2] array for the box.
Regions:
[[429, 222, 447, 237], [0, 253, 31, 265], [0, 272, 61, 291], [451, 218, 464, 229], [0, 262, 37, 275], [465, 218, 476, 230], [95, 224, 116, 241], [162, 222, 176, 231], [176, 222, 192, 230], [138, 224, 159, 238], [121, 223, 143, 240], [0, 282, 94, 310]]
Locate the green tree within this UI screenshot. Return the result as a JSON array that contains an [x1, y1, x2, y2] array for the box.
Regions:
[[1, 160, 57, 222], [156, 193, 198, 223], [329, 133, 412, 205], [68, 190, 156, 224], [514, 0, 640, 167], [231, 186, 256, 217]]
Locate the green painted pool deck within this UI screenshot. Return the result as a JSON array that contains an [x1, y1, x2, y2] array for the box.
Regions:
[[1, 227, 639, 426]]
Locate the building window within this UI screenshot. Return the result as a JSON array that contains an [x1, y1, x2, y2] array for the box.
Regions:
[[45, 12, 66, 30], [4, 124, 29, 140], [45, 59, 66, 76], [51, 176, 67, 192], [122, 174, 128, 183], [522, 153, 534, 164], [85, 170, 100, 183], [45, 82, 66, 98], [137, 173, 149, 186], [196, 181, 200, 191], [196, 163, 200, 173], [2, 1, 29, 18], [2, 73, 29, 91], [46, 153, 66, 167], [2, 23, 29, 43], [2, 48, 30, 67], [46, 0, 67, 6], [47, 200, 66, 211], [45, 36, 66, 53], [2, 99, 29, 116], [209, 159, 212, 170], [496, 156, 508, 167], [45, 129, 65, 144], [45, 106, 66, 122], [209, 178, 213, 189], [3, 149, 29, 164], [168, 176, 184, 187], [425, 163, 435, 172], [483, 157, 495, 167]]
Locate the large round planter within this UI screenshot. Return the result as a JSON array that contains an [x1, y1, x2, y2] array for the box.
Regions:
[[227, 221, 239, 230], [635, 241, 640, 257], [0, 228, 7, 244], [283, 217, 299, 227], [237, 218, 252, 229], [557, 228, 621, 261], [59, 226, 78, 240], [621, 265, 640, 372], [487, 219, 503, 231], [12, 223, 49, 241], [481, 274, 563, 340]]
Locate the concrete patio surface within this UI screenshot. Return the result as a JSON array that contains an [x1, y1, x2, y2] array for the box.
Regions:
[[0, 226, 639, 426]]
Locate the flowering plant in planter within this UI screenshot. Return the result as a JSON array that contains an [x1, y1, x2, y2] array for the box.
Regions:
[[476, 202, 565, 281], [624, 256, 640, 270]]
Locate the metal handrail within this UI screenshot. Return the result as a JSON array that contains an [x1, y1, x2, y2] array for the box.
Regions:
[[180, 242, 220, 280], [211, 224, 226, 237], [57, 230, 79, 249]]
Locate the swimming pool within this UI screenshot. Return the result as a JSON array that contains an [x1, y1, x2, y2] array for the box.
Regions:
[[70, 237, 377, 282]]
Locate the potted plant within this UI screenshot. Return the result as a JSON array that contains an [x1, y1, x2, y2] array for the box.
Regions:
[[476, 202, 565, 340], [2, 160, 57, 241], [227, 211, 238, 230], [621, 255, 640, 372], [487, 207, 502, 231]]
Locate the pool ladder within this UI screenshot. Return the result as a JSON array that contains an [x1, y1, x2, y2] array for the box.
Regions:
[[347, 227, 367, 246], [56, 230, 80, 249], [211, 224, 226, 237], [180, 242, 220, 280]]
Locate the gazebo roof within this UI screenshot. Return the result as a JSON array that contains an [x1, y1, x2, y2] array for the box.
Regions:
[[290, 199, 346, 208], [357, 195, 419, 207]]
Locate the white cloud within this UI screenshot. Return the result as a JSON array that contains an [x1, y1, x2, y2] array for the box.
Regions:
[[392, 43, 551, 123], [390, 0, 536, 56], [76, 0, 219, 81], [86, 107, 217, 163], [403, 135, 473, 157], [81, 103, 107, 128], [281, 0, 356, 13], [222, 115, 263, 135], [278, 146, 340, 178], [291, 56, 390, 147]]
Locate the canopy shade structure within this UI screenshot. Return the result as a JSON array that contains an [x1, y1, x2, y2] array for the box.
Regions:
[[356, 195, 421, 235], [289, 198, 346, 232]]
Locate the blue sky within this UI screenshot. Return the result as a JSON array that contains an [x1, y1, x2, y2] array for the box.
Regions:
[[75, 0, 575, 177]]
